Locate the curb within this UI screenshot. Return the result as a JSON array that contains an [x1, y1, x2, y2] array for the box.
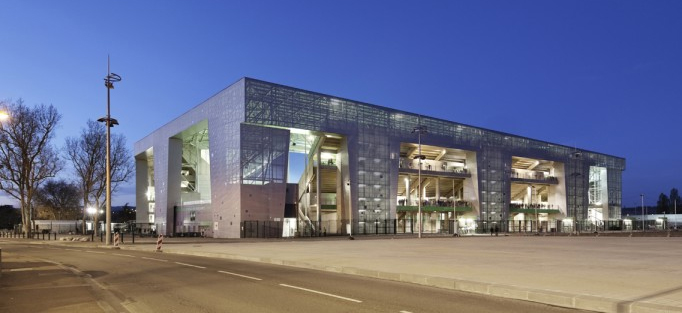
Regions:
[[122, 246, 682, 313]]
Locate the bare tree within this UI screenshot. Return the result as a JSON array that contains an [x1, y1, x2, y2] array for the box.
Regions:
[[65, 120, 133, 235], [34, 179, 80, 220], [65, 120, 105, 233], [93, 126, 134, 206], [0, 99, 62, 235]]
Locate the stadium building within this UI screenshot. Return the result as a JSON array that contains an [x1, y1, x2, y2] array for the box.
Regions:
[[135, 78, 625, 238]]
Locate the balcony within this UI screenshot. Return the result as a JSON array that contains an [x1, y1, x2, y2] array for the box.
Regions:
[[510, 170, 559, 184], [509, 203, 561, 214], [399, 158, 471, 177], [397, 200, 473, 213]]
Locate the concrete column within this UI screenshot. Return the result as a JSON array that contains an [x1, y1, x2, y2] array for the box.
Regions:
[[316, 143, 321, 231], [167, 138, 183, 236], [135, 156, 150, 223], [406, 175, 411, 205], [435, 178, 440, 204]]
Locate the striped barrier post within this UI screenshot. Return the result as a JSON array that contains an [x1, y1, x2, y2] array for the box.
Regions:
[[156, 234, 163, 252], [114, 232, 120, 247]]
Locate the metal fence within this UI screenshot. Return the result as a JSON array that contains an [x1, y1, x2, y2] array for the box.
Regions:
[[240, 218, 673, 238], [242, 221, 284, 238]]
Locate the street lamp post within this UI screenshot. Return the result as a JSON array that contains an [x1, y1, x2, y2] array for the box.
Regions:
[[532, 185, 538, 234], [412, 125, 427, 238], [98, 58, 121, 245], [640, 194, 644, 231], [86, 207, 96, 241], [452, 179, 457, 236]]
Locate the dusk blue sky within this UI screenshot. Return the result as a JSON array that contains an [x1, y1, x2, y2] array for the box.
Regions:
[[1, 1, 681, 208]]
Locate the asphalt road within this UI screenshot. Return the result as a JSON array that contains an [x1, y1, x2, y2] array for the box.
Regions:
[[1, 242, 588, 313]]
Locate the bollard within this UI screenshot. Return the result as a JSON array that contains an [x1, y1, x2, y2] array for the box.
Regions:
[[155, 234, 163, 252], [114, 232, 120, 247]]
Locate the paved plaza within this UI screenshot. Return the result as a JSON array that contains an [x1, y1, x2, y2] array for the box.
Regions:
[[119, 235, 682, 313]]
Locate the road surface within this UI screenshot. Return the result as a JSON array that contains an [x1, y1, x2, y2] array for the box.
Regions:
[[1, 242, 587, 313]]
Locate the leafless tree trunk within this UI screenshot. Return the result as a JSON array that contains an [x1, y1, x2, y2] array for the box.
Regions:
[[0, 99, 62, 236]]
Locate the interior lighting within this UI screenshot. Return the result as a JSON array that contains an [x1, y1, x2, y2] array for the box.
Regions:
[[321, 152, 331, 159]]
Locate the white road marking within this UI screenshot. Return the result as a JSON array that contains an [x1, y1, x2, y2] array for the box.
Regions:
[[279, 284, 362, 303], [175, 262, 206, 269], [218, 270, 262, 281], [65, 249, 79, 252], [9, 268, 34, 272], [400, 311, 413, 313], [112, 253, 136, 258], [141, 257, 168, 262], [86, 250, 106, 254]]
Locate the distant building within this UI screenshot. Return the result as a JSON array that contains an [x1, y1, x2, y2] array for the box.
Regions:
[[135, 78, 625, 238]]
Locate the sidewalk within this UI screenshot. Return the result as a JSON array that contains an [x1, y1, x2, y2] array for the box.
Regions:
[[22, 234, 682, 313]]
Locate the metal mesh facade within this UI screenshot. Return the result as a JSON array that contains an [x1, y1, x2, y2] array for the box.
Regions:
[[243, 78, 625, 229]]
